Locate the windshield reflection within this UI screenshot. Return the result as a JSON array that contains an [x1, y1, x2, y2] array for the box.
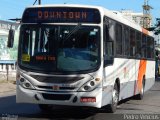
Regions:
[[19, 25, 100, 73]]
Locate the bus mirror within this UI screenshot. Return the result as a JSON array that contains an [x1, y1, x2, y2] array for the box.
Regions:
[[7, 29, 15, 48]]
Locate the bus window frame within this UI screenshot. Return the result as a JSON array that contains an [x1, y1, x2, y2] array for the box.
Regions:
[[103, 16, 114, 66]]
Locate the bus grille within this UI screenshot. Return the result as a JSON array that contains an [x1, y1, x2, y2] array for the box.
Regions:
[[30, 75, 84, 84], [37, 86, 75, 90], [42, 93, 72, 100]]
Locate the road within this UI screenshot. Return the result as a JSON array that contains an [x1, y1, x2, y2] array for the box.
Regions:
[[0, 79, 160, 120]]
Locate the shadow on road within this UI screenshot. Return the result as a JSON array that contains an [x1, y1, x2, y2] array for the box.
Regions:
[[1, 80, 159, 119], [156, 77, 160, 82], [0, 95, 98, 119], [0, 94, 140, 119]]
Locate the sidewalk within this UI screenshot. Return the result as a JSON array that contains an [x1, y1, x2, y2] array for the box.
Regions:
[[0, 72, 16, 97]]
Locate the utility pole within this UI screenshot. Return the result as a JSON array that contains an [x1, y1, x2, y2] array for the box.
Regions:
[[38, 0, 41, 5], [142, 0, 153, 28]]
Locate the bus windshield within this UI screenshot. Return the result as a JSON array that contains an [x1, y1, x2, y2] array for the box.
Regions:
[[18, 24, 100, 73]]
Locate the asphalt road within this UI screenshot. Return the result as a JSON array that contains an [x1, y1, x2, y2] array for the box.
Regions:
[[0, 79, 160, 120]]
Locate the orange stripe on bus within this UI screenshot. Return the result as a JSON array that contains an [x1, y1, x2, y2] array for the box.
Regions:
[[142, 28, 149, 35], [134, 60, 147, 95]]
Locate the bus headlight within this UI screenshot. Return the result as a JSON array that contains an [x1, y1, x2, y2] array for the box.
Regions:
[[18, 77, 35, 90], [78, 78, 101, 92]]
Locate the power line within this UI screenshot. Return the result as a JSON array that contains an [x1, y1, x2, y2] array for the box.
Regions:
[[33, 0, 41, 5]]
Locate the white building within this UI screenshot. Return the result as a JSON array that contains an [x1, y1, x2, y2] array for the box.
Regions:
[[0, 20, 19, 60], [120, 10, 152, 28]]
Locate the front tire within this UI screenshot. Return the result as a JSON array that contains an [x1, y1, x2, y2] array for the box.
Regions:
[[108, 83, 119, 113]]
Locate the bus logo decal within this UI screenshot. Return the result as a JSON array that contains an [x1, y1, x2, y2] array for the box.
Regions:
[[52, 85, 60, 90]]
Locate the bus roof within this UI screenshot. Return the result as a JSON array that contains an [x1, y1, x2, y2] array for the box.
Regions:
[[25, 4, 103, 9]]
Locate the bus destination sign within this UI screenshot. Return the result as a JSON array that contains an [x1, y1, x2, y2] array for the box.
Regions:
[[22, 7, 101, 24]]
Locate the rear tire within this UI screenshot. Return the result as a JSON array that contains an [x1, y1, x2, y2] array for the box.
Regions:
[[135, 80, 145, 100], [107, 83, 119, 113]]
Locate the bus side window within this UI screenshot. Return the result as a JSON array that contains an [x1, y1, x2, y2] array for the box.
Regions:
[[115, 24, 123, 56], [124, 26, 130, 56], [147, 36, 154, 59], [136, 32, 142, 58], [130, 29, 136, 57], [103, 17, 115, 65], [142, 34, 147, 58], [104, 25, 114, 65]]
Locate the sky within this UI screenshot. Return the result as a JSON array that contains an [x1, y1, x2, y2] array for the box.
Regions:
[[0, 0, 160, 24]]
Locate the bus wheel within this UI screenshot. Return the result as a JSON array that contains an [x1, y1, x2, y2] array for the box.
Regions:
[[135, 80, 145, 100], [108, 83, 119, 113], [38, 104, 53, 112]]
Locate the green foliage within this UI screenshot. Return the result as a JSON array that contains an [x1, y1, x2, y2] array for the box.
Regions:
[[8, 31, 18, 60], [147, 27, 156, 31], [155, 29, 160, 35], [0, 30, 18, 60]]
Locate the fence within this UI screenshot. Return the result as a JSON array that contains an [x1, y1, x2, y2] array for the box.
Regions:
[[0, 60, 16, 81]]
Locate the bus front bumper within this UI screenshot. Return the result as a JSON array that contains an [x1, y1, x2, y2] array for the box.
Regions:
[[16, 85, 103, 108]]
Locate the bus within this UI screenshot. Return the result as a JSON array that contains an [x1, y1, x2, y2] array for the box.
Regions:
[[8, 4, 155, 113]]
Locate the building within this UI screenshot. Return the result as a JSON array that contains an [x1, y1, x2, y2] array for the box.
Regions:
[[0, 20, 19, 60], [0, 20, 19, 72], [120, 10, 152, 28]]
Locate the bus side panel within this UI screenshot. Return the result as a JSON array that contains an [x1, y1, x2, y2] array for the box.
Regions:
[[116, 58, 136, 100], [127, 59, 155, 97], [102, 65, 115, 106], [144, 60, 155, 92], [102, 58, 136, 106], [102, 58, 155, 107]]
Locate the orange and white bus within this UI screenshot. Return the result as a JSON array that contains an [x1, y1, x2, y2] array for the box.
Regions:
[[8, 4, 155, 113]]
